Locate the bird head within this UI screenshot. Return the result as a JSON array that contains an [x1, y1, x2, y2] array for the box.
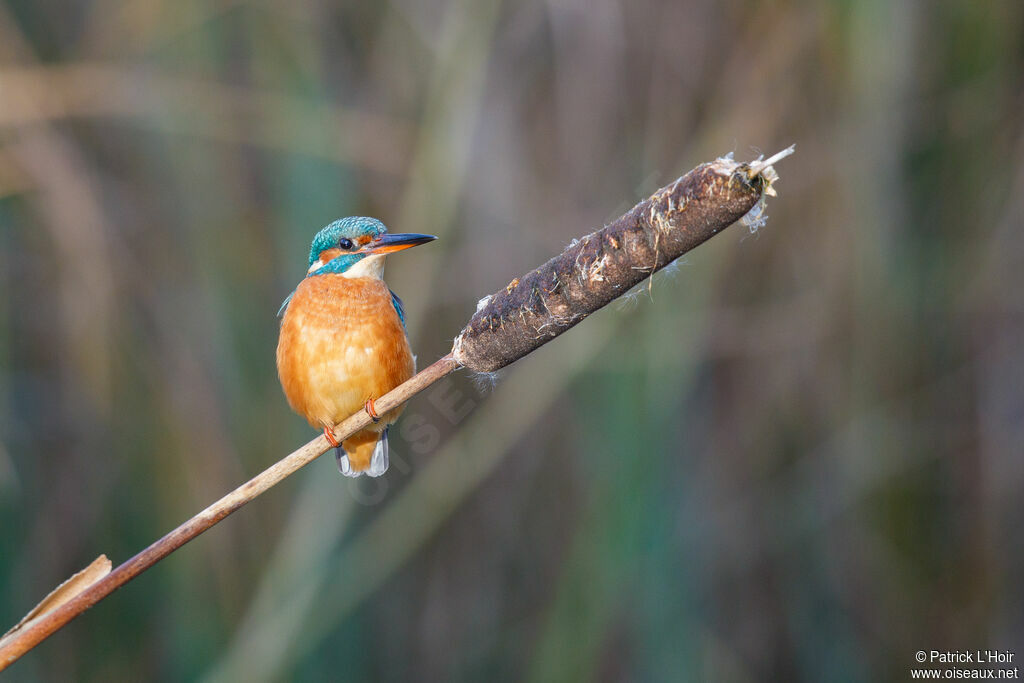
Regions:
[[306, 216, 436, 279]]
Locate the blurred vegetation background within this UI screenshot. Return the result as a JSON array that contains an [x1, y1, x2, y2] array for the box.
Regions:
[[1, 0, 1022, 680]]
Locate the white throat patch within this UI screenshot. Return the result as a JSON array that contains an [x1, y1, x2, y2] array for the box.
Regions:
[[342, 254, 386, 279]]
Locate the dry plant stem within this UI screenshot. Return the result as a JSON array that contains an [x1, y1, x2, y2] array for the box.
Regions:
[[0, 149, 791, 671], [0, 355, 460, 671], [453, 153, 784, 371]]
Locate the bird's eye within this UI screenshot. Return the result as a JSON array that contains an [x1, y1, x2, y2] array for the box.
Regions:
[[338, 237, 354, 250]]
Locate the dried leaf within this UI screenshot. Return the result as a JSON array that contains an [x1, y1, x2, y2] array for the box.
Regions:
[[0, 555, 112, 644]]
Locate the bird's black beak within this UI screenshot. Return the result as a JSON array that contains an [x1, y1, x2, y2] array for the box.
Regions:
[[364, 232, 438, 255]]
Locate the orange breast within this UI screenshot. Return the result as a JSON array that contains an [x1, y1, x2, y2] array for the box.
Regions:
[[276, 275, 415, 430]]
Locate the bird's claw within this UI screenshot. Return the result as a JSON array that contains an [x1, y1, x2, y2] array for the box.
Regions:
[[323, 426, 340, 448], [365, 398, 380, 423]]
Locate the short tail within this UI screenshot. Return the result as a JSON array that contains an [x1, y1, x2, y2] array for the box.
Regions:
[[336, 428, 389, 477]]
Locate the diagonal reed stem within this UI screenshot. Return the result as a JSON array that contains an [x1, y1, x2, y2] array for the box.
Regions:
[[0, 356, 459, 670]]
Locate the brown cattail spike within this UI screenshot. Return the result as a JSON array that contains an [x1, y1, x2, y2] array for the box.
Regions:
[[452, 147, 794, 373]]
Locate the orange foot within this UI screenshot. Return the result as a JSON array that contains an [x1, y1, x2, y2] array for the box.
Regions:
[[323, 426, 340, 448], [365, 398, 380, 423]]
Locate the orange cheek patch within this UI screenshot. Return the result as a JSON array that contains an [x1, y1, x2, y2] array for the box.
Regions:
[[318, 248, 344, 263], [308, 248, 345, 272]]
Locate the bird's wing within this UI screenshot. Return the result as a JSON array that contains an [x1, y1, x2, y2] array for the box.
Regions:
[[390, 290, 406, 329], [277, 290, 295, 317]]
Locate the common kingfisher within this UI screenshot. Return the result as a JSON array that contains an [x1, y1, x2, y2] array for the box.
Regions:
[[276, 217, 436, 477]]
